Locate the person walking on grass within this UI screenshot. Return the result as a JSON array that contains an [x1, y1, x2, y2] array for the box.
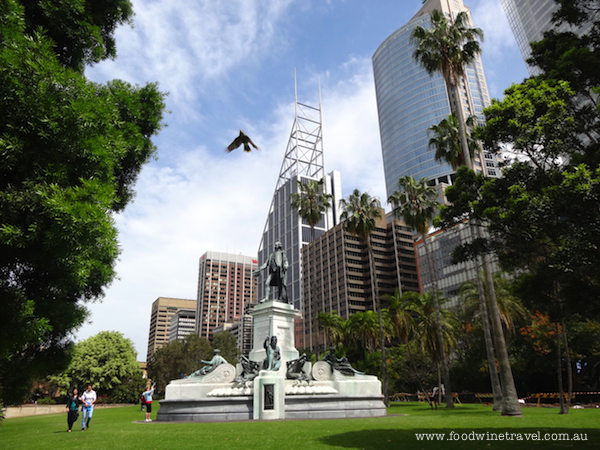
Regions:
[[66, 388, 80, 432], [80, 383, 96, 430], [142, 383, 155, 422]]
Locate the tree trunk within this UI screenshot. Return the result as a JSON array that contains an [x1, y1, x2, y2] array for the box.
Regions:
[[437, 364, 442, 405], [562, 317, 573, 414], [468, 220, 503, 411], [476, 257, 503, 411], [481, 251, 522, 416], [449, 82, 473, 170], [564, 319, 573, 411], [406, 341, 421, 391], [557, 322, 567, 414], [422, 234, 454, 408], [367, 237, 389, 407]]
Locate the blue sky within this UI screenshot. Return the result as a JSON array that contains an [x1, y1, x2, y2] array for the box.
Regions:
[[77, 0, 530, 359]]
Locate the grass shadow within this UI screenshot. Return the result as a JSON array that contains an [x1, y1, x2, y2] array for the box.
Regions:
[[317, 427, 600, 449]]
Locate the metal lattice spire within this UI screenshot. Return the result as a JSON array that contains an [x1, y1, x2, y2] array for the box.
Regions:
[[276, 72, 325, 189]]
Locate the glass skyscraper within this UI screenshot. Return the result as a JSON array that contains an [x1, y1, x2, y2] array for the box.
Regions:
[[502, 0, 593, 76], [372, 0, 496, 198]]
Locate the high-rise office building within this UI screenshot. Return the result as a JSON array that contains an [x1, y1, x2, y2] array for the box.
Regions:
[[169, 308, 197, 342], [372, 0, 500, 198], [213, 313, 254, 357], [146, 297, 196, 362], [195, 251, 257, 342], [501, 0, 593, 76], [257, 90, 342, 313], [415, 222, 501, 306], [300, 210, 420, 353]]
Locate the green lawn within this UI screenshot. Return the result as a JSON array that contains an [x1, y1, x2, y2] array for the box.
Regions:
[[1, 403, 599, 449]]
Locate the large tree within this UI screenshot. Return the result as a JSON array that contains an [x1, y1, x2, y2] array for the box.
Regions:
[[147, 334, 213, 395], [388, 175, 454, 409], [53, 331, 143, 399], [18, 0, 135, 71], [290, 178, 333, 242], [442, 77, 600, 414], [339, 190, 389, 405], [410, 11, 524, 415], [317, 311, 344, 349], [0, 0, 166, 405]]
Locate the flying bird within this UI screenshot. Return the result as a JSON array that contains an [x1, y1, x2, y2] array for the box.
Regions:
[[226, 130, 259, 153]]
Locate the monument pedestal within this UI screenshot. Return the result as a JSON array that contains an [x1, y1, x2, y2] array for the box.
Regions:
[[248, 300, 300, 363], [157, 298, 386, 422], [253, 371, 285, 420]]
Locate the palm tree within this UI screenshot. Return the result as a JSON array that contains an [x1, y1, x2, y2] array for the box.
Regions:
[[382, 289, 419, 384], [290, 178, 333, 242], [411, 9, 483, 171], [339, 189, 390, 405], [345, 311, 380, 354], [458, 272, 502, 411], [460, 273, 529, 338], [317, 311, 344, 348], [290, 178, 333, 357], [407, 290, 459, 404], [459, 271, 529, 410], [412, 10, 522, 416], [388, 175, 455, 408], [428, 113, 480, 170]]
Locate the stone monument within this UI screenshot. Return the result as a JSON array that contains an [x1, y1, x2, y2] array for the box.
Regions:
[[157, 243, 385, 422]]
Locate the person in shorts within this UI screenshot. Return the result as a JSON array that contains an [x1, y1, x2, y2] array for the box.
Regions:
[[142, 383, 155, 422]]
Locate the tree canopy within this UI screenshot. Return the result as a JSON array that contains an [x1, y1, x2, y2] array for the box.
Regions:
[[18, 0, 134, 71], [53, 331, 143, 395], [0, 0, 166, 405], [146, 334, 213, 395], [212, 331, 240, 366]]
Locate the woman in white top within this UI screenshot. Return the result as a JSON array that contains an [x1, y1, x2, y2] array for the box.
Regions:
[[79, 383, 96, 430]]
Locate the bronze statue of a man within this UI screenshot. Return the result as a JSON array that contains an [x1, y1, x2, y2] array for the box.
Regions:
[[253, 241, 289, 303]]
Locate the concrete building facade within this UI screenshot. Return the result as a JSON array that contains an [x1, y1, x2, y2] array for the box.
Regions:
[[300, 210, 420, 353], [214, 314, 254, 357], [195, 251, 257, 343], [415, 222, 500, 307], [146, 297, 196, 362], [169, 308, 197, 342]]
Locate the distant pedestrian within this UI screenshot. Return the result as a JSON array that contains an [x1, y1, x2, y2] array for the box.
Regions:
[[140, 393, 146, 411], [66, 388, 80, 432], [142, 383, 155, 422], [80, 383, 96, 430]]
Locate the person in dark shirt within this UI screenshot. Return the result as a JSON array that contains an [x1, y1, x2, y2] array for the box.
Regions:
[[66, 388, 80, 432]]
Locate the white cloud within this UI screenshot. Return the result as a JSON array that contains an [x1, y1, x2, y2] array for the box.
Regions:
[[470, 0, 530, 98], [87, 0, 295, 121], [76, 54, 384, 358], [470, 0, 517, 58], [320, 57, 386, 203]]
